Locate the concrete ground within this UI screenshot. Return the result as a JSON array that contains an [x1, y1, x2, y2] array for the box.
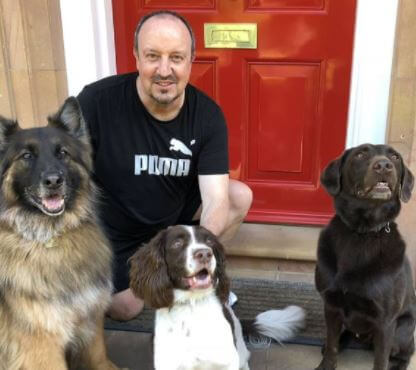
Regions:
[[105, 330, 416, 370]]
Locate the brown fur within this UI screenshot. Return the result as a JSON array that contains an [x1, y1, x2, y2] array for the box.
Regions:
[[315, 144, 416, 370], [0, 98, 119, 370], [129, 225, 230, 309]]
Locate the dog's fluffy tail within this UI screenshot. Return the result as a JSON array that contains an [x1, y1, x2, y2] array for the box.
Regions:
[[242, 305, 306, 344]]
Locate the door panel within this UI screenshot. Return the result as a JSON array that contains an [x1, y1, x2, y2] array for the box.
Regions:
[[247, 1, 324, 10], [112, 0, 357, 225]]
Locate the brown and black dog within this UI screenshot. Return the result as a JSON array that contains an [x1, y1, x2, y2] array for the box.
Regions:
[[315, 144, 416, 370], [0, 98, 119, 370]]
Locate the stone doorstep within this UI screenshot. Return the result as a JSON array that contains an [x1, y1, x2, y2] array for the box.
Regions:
[[225, 222, 322, 261], [223, 223, 321, 282]]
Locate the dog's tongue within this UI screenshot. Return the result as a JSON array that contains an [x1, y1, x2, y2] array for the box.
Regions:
[[42, 196, 64, 211], [186, 272, 212, 289]]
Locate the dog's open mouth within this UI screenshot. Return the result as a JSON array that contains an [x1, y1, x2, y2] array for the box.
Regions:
[[28, 192, 66, 216], [41, 195, 65, 214], [185, 268, 213, 290], [368, 182, 392, 200]]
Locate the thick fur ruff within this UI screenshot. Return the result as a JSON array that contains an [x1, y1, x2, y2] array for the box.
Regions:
[[315, 144, 416, 370], [0, 98, 118, 370], [129, 225, 305, 370]]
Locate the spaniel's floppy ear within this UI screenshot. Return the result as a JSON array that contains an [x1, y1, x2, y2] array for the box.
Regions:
[[210, 234, 230, 304], [400, 161, 414, 203], [129, 230, 174, 309], [320, 149, 352, 196]]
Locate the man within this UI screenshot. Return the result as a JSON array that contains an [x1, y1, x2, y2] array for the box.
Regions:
[[77, 10, 252, 321]]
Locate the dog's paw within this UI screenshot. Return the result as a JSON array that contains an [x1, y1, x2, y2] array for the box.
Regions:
[[315, 358, 336, 370]]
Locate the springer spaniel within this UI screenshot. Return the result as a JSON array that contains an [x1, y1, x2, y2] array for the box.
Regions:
[[129, 225, 305, 370]]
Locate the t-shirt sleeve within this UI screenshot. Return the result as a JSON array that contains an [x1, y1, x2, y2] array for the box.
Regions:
[[77, 86, 99, 155], [198, 107, 229, 175]]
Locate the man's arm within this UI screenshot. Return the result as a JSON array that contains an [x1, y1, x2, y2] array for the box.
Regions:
[[198, 174, 230, 236]]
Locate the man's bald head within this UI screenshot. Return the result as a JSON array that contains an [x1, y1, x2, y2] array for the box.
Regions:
[[134, 10, 195, 58]]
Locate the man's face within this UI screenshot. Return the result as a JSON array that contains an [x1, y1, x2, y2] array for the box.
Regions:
[[134, 16, 193, 106]]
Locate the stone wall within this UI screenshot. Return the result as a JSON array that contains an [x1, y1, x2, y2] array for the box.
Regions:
[[387, 0, 416, 275], [0, 0, 67, 127]]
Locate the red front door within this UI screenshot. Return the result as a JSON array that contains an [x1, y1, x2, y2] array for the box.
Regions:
[[112, 0, 357, 225]]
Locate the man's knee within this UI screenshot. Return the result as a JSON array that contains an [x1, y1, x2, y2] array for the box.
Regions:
[[229, 180, 253, 218], [107, 288, 144, 321]]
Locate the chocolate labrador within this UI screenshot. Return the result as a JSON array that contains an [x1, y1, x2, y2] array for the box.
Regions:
[[315, 144, 416, 370]]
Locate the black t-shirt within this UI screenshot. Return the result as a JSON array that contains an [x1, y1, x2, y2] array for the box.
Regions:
[[77, 72, 228, 247]]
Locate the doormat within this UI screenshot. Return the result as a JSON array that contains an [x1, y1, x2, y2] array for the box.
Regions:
[[104, 277, 365, 349]]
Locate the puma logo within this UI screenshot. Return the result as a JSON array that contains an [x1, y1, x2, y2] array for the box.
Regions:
[[169, 138, 192, 156]]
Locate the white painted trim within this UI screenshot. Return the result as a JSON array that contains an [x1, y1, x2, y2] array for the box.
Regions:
[[59, 0, 398, 146], [59, 0, 116, 96], [346, 0, 399, 148]]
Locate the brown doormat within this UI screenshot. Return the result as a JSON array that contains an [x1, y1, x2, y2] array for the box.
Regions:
[[105, 278, 330, 347]]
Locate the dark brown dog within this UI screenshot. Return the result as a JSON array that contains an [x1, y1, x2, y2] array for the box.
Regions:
[[315, 144, 416, 370]]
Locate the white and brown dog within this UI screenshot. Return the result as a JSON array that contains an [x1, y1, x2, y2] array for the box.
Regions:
[[129, 225, 305, 370]]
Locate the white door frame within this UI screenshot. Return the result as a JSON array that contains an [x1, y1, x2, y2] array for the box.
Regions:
[[346, 0, 398, 147], [59, 0, 399, 146]]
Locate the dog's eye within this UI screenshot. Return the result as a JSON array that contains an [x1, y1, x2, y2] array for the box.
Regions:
[[206, 238, 214, 247], [172, 239, 184, 248], [21, 152, 33, 160], [57, 149, 68, 159], [390, 154, 399, 161], [355, 152, 364, 159]]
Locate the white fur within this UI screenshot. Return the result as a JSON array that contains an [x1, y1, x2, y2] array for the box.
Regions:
[[151, 226, 305, 370], [225, 305, 251, 369], [154, 291, 240, 370], [184, 225, 216, 276], [254, 306, 306, 344]]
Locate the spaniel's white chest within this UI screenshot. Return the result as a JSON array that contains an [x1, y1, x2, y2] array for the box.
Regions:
[[154, 295, 240, 370]]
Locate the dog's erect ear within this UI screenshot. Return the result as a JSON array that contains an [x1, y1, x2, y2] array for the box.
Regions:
[[0, 116, 19, 152], [321, 149, 351, 196], [48, 97, 89, 144], [210, 234, 230, 304], [400, 162, 414, 203], [129, 230, 174, 309]]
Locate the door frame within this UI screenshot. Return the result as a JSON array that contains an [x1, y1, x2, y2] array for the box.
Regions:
[[59, 0, 398, 147]]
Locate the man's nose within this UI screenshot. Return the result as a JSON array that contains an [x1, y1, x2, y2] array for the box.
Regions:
[[157, 57, 172, 77]]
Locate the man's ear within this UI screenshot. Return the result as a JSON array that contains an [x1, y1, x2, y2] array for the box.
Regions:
[[320, 149, 352, 196], [133, 48, 140, 70]]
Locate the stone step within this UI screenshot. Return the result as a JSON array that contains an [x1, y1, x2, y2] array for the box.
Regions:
[[225, 223, 322, 261]]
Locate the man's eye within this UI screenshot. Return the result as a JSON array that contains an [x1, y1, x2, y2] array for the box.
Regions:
[[171, 55, 183, 62], [147, 53, 158, 61]]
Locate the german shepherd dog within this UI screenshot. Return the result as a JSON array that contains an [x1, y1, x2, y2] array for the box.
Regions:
[[0, 98, 119, 369], [315, 144, 416, 370]]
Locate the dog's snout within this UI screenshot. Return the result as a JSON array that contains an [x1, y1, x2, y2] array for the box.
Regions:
[[193, 248, 212, 264], [43, 172, 64, 188], [373, 159, 393, 174]]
